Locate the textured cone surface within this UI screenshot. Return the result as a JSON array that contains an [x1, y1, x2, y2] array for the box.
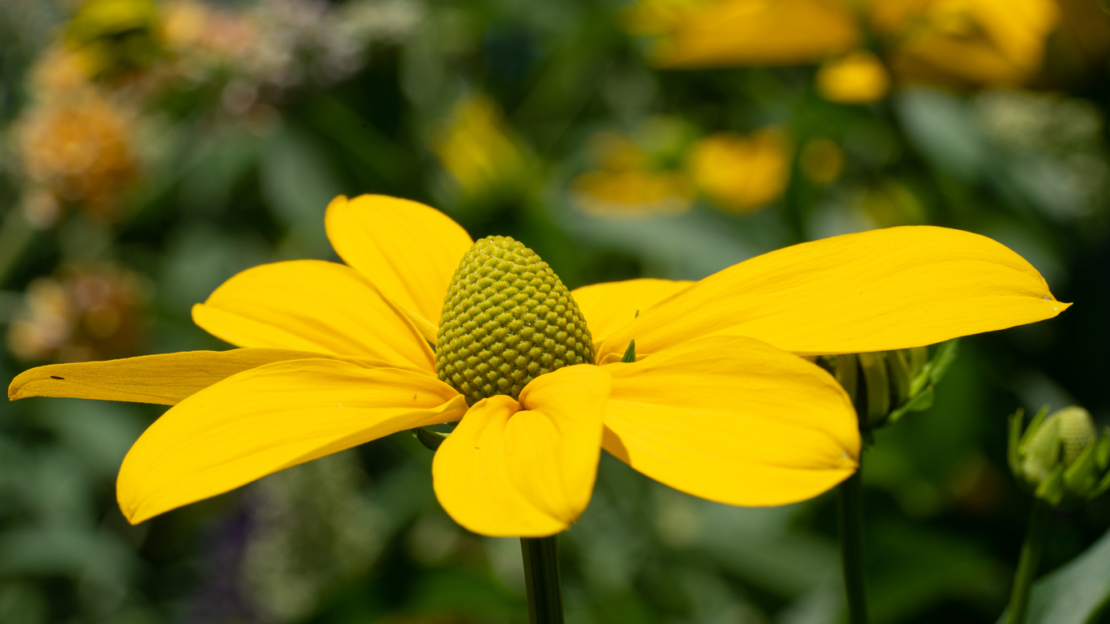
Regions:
[[1023, 407, 1097, 484], [1054, 407, 1096, 465], [436, 236, 594, 405]]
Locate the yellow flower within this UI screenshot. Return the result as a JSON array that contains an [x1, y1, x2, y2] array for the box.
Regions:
[[882, 0, 1059, 87], [685, 128, 792, 213], [631, 0, 1058, 89], [816, 51, 891, 104], [630, 0, 860, 67], [571, 127, 696, 216], [572, 170, 695, 216], [431, 94, 534, 201], [9, 196, 1068, 536], [64, 0, 162, 78]]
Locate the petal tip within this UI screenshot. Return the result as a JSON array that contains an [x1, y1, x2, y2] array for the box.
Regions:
[[8, 370, 33, 401]]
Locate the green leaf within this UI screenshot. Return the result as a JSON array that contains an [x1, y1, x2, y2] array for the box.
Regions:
[[1091, 466, 1110, 500], [1020, 406, 1052, 453], [927, 339, 959, 386], [1064, 440, 1099, 495], [998, 525, 1110, 624], [888, 387, 934, 424], [1095, 429, 1110, 472], [1034, 464, 1066, 507], [621, 339, 637, 363], [908, 340, 957, 397]]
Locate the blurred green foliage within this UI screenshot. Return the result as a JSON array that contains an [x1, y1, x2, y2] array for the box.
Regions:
[[1, 0, 1109, 623]]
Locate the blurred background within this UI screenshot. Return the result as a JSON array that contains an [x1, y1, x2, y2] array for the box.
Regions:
[[1, 0, 1109, 622]]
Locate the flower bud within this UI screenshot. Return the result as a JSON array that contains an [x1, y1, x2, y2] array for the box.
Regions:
[[1009, 406, 1110, 508], [823, 341, 955, 431]]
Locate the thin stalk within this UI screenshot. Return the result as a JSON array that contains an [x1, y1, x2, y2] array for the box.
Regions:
[[1007, 501, 1052, 624], [520, 536, 565, 624], [838, 455, 868, 624]]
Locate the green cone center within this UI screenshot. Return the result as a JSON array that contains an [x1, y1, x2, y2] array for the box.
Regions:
[[436, 236, 594, 406]]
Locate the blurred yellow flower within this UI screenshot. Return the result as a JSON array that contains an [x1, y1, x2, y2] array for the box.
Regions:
[[573, 170, 695, 216], [65, 0, 162, 79], [572, 130, 695, 216], [686, 128, 792, 213], [629, 0, 1059, 89], [817, 51, 891, 103], [882, 0, 1059, 86], [10, 195, 1068, 537], [432, 94, 534, 201], [7, 265, 147, 363], [629, 0, 860, 67]]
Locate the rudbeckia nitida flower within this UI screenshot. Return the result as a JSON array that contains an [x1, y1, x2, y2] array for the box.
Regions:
[[9, 195, 1068, 536]]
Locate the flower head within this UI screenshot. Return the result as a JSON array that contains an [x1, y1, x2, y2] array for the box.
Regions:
[[1009, 406, 1110, 507], [9, 195, 1067, 536]]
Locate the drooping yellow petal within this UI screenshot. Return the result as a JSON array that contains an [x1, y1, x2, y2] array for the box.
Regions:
[[647, 0, 860, 67], [432, 365, 610, 537], [571, 279, 692, 356], [325, 195, 473, 343], [598, 226, 1069, 361], [192, 259, 435, 371], [8, 348, 339, 405], [602, 336, 858, 506], [118, 359, 466, 524]]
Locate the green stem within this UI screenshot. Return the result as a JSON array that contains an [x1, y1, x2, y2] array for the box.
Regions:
[[520, 536, 565, 624], [1007, 501, 1052, 624], [838, 455, 869, 624]]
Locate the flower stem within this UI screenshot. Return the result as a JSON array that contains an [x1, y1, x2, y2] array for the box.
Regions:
[[838, 454, 869, 624], [520, 536, 565, 624], [1007, 501, 1052, 624]]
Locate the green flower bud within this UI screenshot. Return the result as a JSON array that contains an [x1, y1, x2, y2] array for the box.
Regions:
[[1009, 405, 1110, 508], [822, 341, 953, 432], [436, 236, 594, 406]]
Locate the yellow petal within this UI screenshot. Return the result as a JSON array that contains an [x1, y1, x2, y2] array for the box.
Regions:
[[8, 348, 335, 405], [432, 365, 610, 537], [602, 336, 859, 506], [118, 359, 466, 524], [192, 259, 435, 371], [571, 279, 693, 358], [599, 226, 1069, 360], [650, 0, 860, 67], [325, 195, 473, 342]]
